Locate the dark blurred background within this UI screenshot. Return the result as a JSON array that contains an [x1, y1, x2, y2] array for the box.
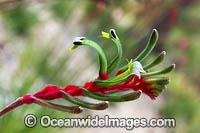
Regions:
[[0, 0, 199, 133]]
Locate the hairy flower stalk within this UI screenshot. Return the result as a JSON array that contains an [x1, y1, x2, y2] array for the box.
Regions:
[[0, 29, 175, 117]]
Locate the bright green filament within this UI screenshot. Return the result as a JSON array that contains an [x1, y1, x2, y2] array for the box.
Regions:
[[142, 64, 175, 77], [107, 30, 123, 74], [143, 51, 166, 70]]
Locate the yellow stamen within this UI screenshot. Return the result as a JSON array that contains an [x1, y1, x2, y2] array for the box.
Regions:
[[69, 45, 78, 51], [101, 31, 110, 38]]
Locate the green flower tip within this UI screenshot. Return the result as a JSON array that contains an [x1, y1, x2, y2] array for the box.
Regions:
[[152, 29, 159, 43], [145, 77, 170, 85], [161, 51, 166, 55], [69, 37, 86, 51], [101, 29, 118, 40], [73, 37, 85, 45], [128, 59, 133, 71], [172, 64, 176, 69], [109, 29, 118, 39], [142, 63, 175, 77], [143, 51, 166, 70]]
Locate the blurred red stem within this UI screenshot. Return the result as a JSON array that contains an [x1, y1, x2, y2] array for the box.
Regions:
[[0, 97, 24, 117]]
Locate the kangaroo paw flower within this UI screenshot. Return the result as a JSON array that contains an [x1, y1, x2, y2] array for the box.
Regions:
[[0, 28, 175, 117]]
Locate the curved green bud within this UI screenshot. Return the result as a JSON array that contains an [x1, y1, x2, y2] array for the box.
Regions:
[[144, 77, 170, 85], [120, 29, 159, 71], [142, 64, 175, 77], [143, 51, 166, 70], [81, 88, 141, 102], [32, 96, 83, 114], [72, 37, 107, 75], [61, 91, 109, 110], [107, 29, 123, 74], [134, 29, 158, 61]]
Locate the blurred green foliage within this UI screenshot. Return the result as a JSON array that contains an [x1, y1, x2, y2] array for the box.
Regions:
[[2, 7, 38, 35], [160, 73, 200, 133], [49, 0, 74, 19]]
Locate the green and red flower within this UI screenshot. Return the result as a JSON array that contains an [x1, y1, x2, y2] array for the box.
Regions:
[[0, 29, 175, 117]]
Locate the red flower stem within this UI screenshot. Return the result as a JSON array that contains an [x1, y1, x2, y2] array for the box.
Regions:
[[0, 74, 155, 117], [0, 97, 24, 117]]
